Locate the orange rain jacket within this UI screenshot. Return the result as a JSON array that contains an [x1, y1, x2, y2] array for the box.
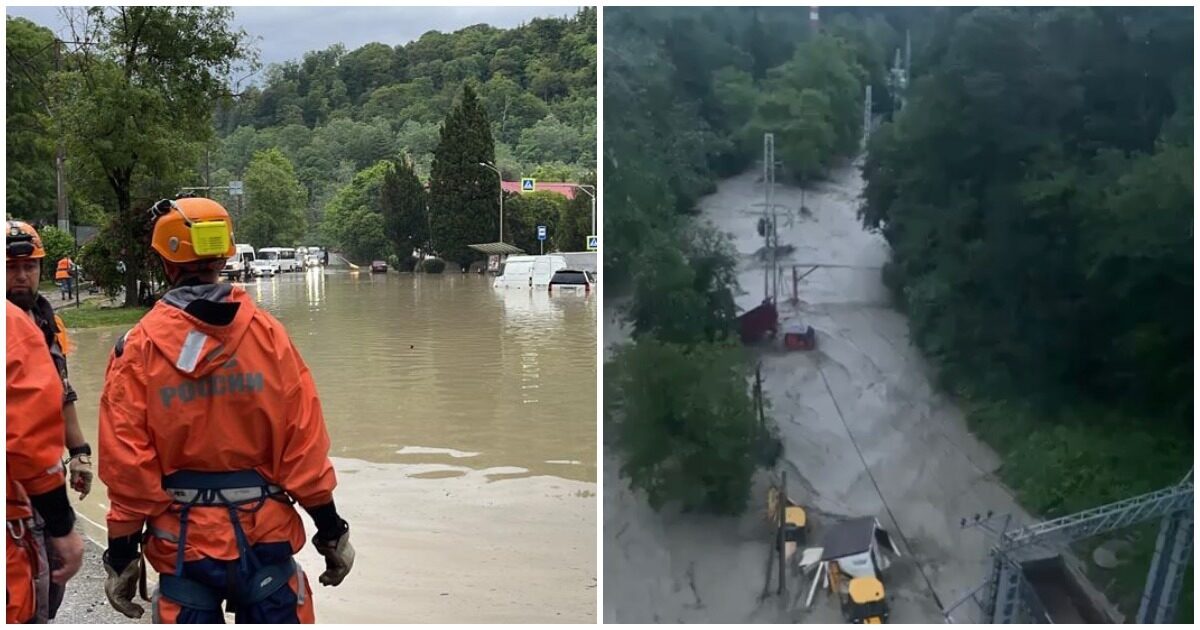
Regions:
[[6, 301, 67, 624], [98, 285, 337, 573], [54, 258, 72, 281]]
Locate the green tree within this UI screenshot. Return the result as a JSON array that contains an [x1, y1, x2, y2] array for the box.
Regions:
[[48, 6, 253, 306], [504, 190, 567, 254], [37, 226, 75, 281], [515, 114, 584, 165], [240, 148, 307, 248], [607, 339, 758, 514], [322, 161, 390, 262], [556, 178, 594, 252], [6, 18, 58, 223], [380, 156, 430, 257], [629, 227, 738, 346], [428, 84, 499, 268]]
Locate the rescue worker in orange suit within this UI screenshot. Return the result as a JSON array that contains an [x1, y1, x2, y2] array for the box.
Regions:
[[7, 301, 86, 623], [54, 256, 74, 301], [98, 196, 354, 623], [6, 221, 94, 622]]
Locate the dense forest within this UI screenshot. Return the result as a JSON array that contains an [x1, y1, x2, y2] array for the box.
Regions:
[[862, 6, 1193, 511], [206, 8, 596, 246], [604, 7, 903, 513], [606, 5, 1192, 618], [862, 9, 1192, 617], [604, 7, 911, 289], [7, 7, 596, 285]]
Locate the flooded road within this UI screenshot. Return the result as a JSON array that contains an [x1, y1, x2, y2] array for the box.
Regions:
[[605, 165, 1025, 623], [65, 269, 597, 622]]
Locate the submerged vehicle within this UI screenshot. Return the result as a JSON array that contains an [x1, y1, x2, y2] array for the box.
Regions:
[[800, 516, 901, 624], [548, 269, 593, 295], [493, 255, 568, 289]]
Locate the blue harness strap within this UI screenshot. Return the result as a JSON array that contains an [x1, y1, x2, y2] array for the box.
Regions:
[[161, 470, 288, 577], [158, 573, 223, 611]]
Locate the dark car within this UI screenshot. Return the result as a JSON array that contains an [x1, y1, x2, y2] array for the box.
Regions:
[[548, 269, 593, 295], [370, 260, 388, 273]]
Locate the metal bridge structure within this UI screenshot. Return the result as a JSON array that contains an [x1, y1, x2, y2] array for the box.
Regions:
[[978, 473, 1193, 623]]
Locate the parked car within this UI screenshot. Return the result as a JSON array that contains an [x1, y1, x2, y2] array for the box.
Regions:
[[548, 269, 594, 295], [250, 258, 279, 277], [370, 260, 388, 273]]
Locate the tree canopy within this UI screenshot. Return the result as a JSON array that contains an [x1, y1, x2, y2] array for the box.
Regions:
[[7, 8, 596, 283]]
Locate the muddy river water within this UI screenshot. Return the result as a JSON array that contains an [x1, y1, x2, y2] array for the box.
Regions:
[[605, 165, 1029, 623], [65, 270, 597, 622]]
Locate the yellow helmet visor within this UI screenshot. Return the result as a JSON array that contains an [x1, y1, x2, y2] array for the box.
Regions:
[[190, 220, 231, 256]]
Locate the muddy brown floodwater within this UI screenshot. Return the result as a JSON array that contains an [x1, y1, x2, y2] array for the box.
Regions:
[[605, 164, 1032, 624], [66, 269, 597, 623]]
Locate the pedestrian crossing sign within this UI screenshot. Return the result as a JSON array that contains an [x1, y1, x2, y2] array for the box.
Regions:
[[586, 235, 598, 251], [521, 178, 536, 192]]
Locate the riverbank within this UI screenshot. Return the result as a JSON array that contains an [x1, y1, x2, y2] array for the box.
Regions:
[[293, 457, 596, 623], [67, 456, 596, 624]]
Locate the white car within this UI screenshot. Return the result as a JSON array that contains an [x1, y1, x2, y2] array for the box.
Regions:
[[250, 259, 280, 277]]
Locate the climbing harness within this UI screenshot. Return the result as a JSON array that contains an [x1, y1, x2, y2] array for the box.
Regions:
[[155, 470, 297, 612]]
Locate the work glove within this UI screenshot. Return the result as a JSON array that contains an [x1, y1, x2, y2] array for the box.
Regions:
[[102, 552, 145, 619], [67, 454, 93, 500], [311, 527, 355, 587]]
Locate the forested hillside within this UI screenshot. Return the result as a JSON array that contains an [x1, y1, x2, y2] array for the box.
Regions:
[[208, 8, 595, 245], [7, 7, 596, 266], [605, 7, 910, 288], [862, 6, 1193, 510], [604, 7, 907, 512]]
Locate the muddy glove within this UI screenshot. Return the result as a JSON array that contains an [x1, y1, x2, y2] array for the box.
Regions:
[[311, 526, 355, 586], [67, 453, 93, 500], [102, 551, 144, 619]]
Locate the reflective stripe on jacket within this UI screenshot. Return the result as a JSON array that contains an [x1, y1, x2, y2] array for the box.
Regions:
[[98, 285, 336, 573]]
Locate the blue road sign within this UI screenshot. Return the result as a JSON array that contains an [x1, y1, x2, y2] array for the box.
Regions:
[[537, 225, 547, 241], [586, 235, 598, 251], [521, 177, 536, 192]]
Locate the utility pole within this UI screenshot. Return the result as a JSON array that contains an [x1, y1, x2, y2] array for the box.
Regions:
[[763, 132, 778, 303], [53, 40, 70, 234], [478, 162, 504, 243], [864, 84, 873, 150]]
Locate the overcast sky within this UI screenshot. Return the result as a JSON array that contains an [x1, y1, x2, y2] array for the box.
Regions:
[[7, 6, 578, 80]]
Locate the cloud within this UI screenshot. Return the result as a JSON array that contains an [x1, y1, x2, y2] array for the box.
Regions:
[[6, 6, 579, 69]]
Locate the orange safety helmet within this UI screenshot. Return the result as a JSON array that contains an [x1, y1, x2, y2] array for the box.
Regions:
[[6, 221, 46, 260], [149, 197, 236, 264]]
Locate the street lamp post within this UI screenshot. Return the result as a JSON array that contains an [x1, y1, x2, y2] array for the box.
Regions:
[[478, 162, 504, 243]]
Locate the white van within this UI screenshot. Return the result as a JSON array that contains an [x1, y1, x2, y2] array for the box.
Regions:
[[259, 247, 300, 273], [222, 244, 255, 281], [493, 255, 568, 289]]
